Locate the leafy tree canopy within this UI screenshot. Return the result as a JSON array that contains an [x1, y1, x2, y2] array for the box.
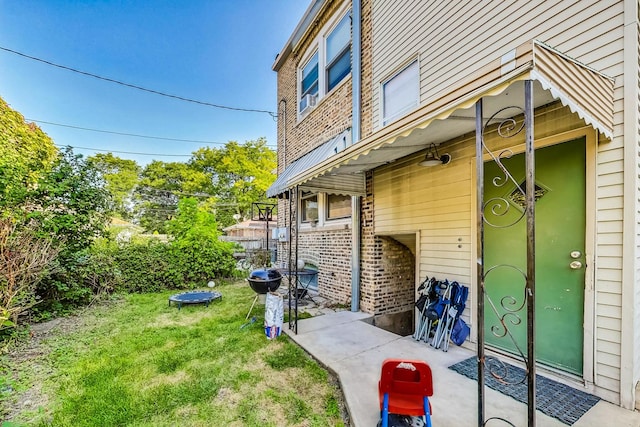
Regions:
[[28, 147, 112, 256], [190, 137, 276, 227], [135, 160, 210, 233], [167, 197, 219, 242], [0, 97, 57, 209], [87, 153, 141, 220]]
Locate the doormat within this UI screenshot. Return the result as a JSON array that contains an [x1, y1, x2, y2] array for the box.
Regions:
[[448, 357, 600, 425]]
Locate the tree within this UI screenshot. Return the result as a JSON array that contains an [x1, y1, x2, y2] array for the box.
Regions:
[[166, 198, 236, 282], [28, 147, 112, 255], [190, 138, 276, 228], [87, 153, 141, 220], [22, 147, 113, 308], [0, 97, 57, 210], [135, 160, 209, 233], [166, 197, 219, 241]]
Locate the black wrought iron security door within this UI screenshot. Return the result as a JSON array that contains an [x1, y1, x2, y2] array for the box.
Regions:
[[476, 80, 536, 427]]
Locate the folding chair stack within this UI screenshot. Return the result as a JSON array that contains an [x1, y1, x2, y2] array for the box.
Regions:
[[413, 277, 469, 352], [412, 277, 437, 342]]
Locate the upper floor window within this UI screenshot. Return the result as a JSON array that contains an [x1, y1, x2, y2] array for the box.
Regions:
[[300, 52, 319, 111], [326, 13, 351, 92], [382, 60, 419, 125], [298, 9, 352, 116]]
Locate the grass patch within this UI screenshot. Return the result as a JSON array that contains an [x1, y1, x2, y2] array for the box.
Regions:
[[2, 282, 346, 426]]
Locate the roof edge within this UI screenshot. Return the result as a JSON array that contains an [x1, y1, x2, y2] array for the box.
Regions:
[[272, 0, 327, 71]]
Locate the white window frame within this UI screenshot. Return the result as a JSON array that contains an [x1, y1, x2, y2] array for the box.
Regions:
[[325, 12, 351, 93], [298, 191, 352, 229], [299, 51, 319, 113], [297, 6, 352, 119], [300, 191, 319, 224], [381, 59, 420, 126]]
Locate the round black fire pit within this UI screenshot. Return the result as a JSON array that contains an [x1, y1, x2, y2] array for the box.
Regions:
[[247, 268, 282, 294]]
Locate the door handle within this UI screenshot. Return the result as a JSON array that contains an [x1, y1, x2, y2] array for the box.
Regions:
[[569, 261, 582, 270]]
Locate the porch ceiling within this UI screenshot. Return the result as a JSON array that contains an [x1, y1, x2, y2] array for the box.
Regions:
[[274, 39, 614, 195]]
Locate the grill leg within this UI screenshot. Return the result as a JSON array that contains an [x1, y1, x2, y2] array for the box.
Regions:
[[246, 294, 259, 320]]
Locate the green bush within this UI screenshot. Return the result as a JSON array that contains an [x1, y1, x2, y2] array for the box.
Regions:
[[170, 237, 236, 286], [113, 240, 179, 292], [48, 237, 237, 301], [26, 197, 239, 320]]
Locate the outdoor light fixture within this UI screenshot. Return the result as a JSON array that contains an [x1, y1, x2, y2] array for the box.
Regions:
[[419, 143, 451, 167]]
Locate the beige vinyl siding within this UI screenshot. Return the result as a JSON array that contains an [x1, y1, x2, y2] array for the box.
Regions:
[[371, 0, 624, 130], [374, 143, 474, 324], [375, 107, 585, 253], [371, 0, 627, 403]]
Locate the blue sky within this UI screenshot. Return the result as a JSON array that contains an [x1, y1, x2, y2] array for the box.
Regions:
[[0, 1, 309, 166]]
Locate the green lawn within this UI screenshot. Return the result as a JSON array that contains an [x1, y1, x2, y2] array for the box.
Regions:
[[1, 281, 346, 426]]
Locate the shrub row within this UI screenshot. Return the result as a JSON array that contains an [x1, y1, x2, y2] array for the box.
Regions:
[[38, 237, 238, 310]]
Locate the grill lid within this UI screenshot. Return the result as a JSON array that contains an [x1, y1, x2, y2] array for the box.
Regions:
[[248, 268, 282, 282]]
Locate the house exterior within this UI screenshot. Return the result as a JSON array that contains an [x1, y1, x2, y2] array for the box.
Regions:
[[268, 0, 640, 409], [221, 219, 277, 251], [220, 219, 278, 267]]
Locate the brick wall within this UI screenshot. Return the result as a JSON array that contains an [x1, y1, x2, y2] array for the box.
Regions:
[[274, 0, 356, 306], [298, 228, 352, 305], [276, 0, 353, 170], [274, 0, 414, 314], [274, 195, 353, 306], [360, 0, 373, 139]]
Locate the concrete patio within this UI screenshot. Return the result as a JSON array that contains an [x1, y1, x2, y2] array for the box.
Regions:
[[284, 310, 640, 427]]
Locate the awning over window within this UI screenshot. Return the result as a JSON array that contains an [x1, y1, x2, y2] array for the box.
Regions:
[[266, 129, 366, 197], [271, 39, 614, 194]]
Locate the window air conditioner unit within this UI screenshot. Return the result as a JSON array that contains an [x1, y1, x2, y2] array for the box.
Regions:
[[299, 94, 317, 114]]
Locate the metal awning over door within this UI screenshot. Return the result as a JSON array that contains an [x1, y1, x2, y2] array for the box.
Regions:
[[270, 39, 614, 192]]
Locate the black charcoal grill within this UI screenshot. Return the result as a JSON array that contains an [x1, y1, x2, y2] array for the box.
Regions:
[[247, 268, 282, 294]]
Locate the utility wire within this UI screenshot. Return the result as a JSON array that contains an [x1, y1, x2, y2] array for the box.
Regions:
[[137, 187, 214, 198], [55, 144, 191, 157], [1, 45, 277, 117], [29, 119, 229, 145], [32, 119, 276, 149]]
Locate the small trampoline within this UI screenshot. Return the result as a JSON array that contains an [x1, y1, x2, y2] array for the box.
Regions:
[[169, 291, 222, 310]]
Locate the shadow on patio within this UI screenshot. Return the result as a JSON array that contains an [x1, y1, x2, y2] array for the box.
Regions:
[[284, 311, 640, 427]]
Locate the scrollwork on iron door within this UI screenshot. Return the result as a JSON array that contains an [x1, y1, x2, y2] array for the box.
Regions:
[[476, 81, 536, 427]]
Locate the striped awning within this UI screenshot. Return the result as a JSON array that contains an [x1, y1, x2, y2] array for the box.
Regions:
[[266, 129, 365, 197], [271, 39, 614, 193], [530, 40, 614, 139]]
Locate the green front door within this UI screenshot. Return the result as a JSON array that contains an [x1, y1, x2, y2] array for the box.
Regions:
[[483, 138, 586, 375]]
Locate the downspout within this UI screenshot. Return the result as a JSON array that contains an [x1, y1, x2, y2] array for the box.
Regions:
[[279, 99, 286, 167], [350, 0, 361, 312], [351, 195, 361, 312], [351, 1, 361, 143]]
